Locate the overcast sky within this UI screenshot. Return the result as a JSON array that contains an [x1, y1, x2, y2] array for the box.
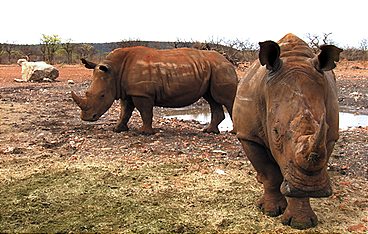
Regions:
[[2, 0, 366, 48]]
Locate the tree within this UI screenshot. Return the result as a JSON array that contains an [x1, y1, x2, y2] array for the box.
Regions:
[[171, 38, 192, 49], [306, 32, 334, 53], [223, 38, 258, 63], [40, 34, 61, 64], [0, 44, 4, 63], [61, 38, 76, 64], [3, 43, 15, 63], [20, 45, 40, 61], [360, 39, 368, 51], [194, 37, 258, 64], [76, 44, 96, 60], [117, 38, 149, 48], [359, 39, 368, 60]]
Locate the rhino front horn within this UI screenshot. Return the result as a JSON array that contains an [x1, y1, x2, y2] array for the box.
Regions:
[[71, 91, 88, 110], [306, 114, 328, 167], [312, 114, 327, 152]]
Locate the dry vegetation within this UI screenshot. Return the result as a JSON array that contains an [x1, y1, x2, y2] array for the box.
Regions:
[[0, 61, 367, 233]]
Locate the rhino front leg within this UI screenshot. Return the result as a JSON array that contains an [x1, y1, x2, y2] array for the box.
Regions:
[[114, 99, 135, 133], [203, 93, 224, 134], [281, 197, 318, 229], [239, 139, 287, 216], [132, 96, 154, 135]]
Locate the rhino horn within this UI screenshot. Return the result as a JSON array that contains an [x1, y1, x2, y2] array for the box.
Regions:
[[71, 91, 88, 110], [308, 114, 327, 162]]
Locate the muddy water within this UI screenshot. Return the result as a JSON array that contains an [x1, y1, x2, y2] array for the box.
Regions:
[[163, 107, 368, 132], [339, 112, 368, 129]]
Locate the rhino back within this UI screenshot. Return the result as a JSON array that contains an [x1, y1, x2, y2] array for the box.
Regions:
[[277, 33, 314, 58], [113, 47, 215, 107]]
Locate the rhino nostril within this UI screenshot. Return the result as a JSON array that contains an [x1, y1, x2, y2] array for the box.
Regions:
[[92, 114, 98, 119]]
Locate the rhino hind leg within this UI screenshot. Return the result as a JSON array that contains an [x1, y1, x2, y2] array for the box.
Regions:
[[132, 96, 155, 135], [281, 197, 318, 229], [114, 99, 135, 133], [203, 93, 225, 134], [239, 140, 287, 216]]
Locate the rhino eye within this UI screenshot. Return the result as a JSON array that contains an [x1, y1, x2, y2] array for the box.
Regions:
[[99, 65, 109, 72], [100, 94, 105, 98], [272, 127, 282, 141]]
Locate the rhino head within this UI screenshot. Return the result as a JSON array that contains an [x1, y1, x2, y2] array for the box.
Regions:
[[71, 59, 117, 121], [259, 40, 342, 198]]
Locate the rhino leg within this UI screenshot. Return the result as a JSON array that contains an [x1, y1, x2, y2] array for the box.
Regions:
[[239, 140, 287, 216], [114, 99, 135, 133], [281, 197, 318, 229], [132, 96, 154, 135], [203, 93, 225, 134]]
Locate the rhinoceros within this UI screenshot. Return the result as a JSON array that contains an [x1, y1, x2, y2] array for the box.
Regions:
[[233, 34, 342, 229], [72, 46, 238, 134]]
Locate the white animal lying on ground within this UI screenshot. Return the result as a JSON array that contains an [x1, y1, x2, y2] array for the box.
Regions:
[[16, 59, 59, 82]]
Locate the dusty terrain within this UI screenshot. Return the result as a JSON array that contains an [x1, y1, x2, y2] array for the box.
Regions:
[[0, 61, 367, 233]]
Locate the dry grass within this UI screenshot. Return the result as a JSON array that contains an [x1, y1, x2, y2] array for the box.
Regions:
[[0, 151, 367, 233]]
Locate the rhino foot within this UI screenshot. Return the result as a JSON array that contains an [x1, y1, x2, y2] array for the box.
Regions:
[[113, 125, 129, 133], [203, 126, 220, 134], [281, 197, 318, 229], [139, 127, 155, 135], [258, 194, 287, 217]]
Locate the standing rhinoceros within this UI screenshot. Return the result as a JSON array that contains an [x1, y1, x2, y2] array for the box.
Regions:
[[233, 34, 342, 229], [72, 46, 238, 134]]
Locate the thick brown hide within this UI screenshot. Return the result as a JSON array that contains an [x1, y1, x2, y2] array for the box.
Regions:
[[233, 33, 342, 229], [72, 46, 238, 134]]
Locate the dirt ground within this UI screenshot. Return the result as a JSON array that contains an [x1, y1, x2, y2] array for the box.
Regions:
[[0, 61, 367, 233]]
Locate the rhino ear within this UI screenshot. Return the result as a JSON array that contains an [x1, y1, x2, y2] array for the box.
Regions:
[[81, 58, 97, 69], [259, 40, 282, 72], [99, 65, 109, 73], [313, 45, 343, 71]]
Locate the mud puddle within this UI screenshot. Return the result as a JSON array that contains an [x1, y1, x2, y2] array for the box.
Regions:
[[163, 107, 368, 131]]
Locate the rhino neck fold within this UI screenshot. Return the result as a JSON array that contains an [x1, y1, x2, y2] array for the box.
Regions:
[[115, 57, 129, 100], [115, 74, 121, 100]]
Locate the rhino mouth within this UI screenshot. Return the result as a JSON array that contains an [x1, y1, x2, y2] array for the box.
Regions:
[[81, 113, 100, 122], [281, 163, 332, 198], [92, 114, 99, 120], [280, 179, 332, 198]]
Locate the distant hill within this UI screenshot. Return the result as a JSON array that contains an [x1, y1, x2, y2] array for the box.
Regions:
[[90, 41, 177, 53], [0, 40, 255, 64], [89, 40, 226, 53]]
